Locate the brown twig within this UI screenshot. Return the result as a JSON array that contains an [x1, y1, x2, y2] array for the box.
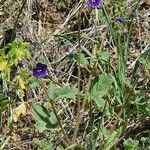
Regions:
[[72, 75, 92, 143]]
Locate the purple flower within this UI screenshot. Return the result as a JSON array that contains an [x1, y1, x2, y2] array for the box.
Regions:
[[18, 60, 23, 68], [33, 63, 47, 78], [87, 0, 102, 9], [115, 17, 125, 24]]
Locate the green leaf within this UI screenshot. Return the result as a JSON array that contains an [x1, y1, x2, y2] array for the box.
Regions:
[[94, 97, 106, 109], [29, 77, 40, 89], [0, 49, 5, 56], [96, 51, 110, 62], [56, 146, 65, 150], [58, 85, 78, 99], [0, 40, 31, 83], [90, 73, 113, 108], [104, 130, 119, 150], [69, 52, 89, 66], [48, 83, 78, 100], [31, 104, 58, 132], [99, 126, 122, 150], [80, 53, 89, 66], [33, 138, 52, 150], [0, 100, 9, 113], [90, 73, 113, 98], [123, 138, 139, 150], [6, 40, 30, 66], [35, 121, 47, 133], [0, 58, 8, 71], [48, 83, 59, 99]]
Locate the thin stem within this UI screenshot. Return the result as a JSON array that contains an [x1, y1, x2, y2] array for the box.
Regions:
[[89, 9, 100, 149], [77, 4, 82, 111], [0, 136, 10, 150], [72, 75, 92, 143], [0, 113, 2, 128], [89, 100, 94, 150], [109, 81, 136, 133], [72, 2, 82, 143], [102, 6, 119, 53], [41, 81, 69, 146], [92, 100, 108, 149]]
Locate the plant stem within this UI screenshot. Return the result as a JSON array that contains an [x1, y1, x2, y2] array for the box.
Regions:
[[72, 1, 82, 143], [77, 2, 82, 111], [92, 100, 108, 150], [72, 75, 92, 143], [41, 81, 69, 146], [109, 83, 136, 133]]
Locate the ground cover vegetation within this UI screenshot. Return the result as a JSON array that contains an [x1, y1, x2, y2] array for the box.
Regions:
[[0, 0, 150, 149]]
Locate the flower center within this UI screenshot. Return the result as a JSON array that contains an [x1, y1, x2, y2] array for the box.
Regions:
[[37, 69, 42, 72]]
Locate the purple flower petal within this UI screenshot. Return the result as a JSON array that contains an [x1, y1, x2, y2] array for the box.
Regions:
[[33, 63, 47, 78], [36, 63, 47, 69], [87, 0, 102, 9], [33, 68, 46, 78], [18, 60, 23, 68]]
